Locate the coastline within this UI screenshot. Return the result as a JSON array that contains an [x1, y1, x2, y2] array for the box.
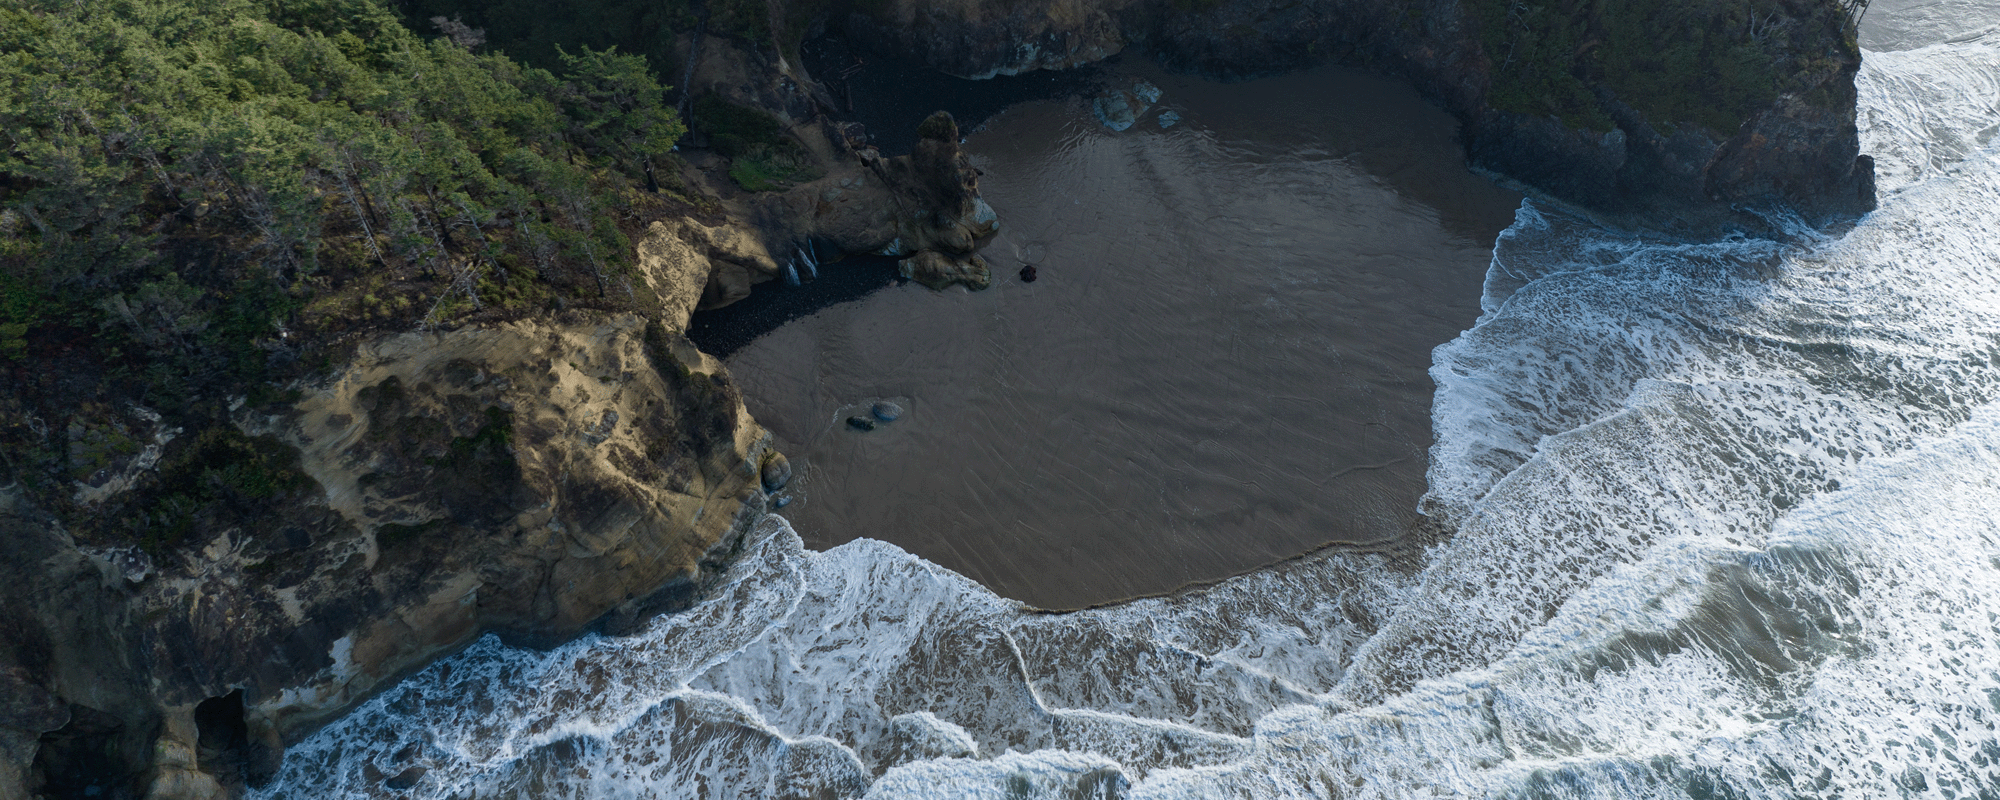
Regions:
[[725, 61, 1518, 609], [0, 0, 1878, 794]]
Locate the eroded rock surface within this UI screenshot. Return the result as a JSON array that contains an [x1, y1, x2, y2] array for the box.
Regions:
[[0, 77, 1000, 800], [0, 316, 772, 799], [899, 251, 994, 291], [660, 110, 999, 311]]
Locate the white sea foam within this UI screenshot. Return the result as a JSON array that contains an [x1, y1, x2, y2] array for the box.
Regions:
[[257, 23, 2000, 800], [1859, 32, 2000, 194]]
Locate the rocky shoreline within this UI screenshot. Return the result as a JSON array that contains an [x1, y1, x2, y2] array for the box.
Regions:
[[0, 107, 997, 799], [1, 0, 1874, 796], [847, 0, 1874, 232]]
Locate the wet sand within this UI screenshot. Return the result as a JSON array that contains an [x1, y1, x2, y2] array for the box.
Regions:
[[715, 61, 1519, 609]]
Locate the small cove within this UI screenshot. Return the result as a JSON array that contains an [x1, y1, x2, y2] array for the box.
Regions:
[[694, 60, 1519, 609]]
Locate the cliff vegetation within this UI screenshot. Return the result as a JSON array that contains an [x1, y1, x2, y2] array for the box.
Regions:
[[0, 0, 695, 549], [1471, 0, 1856, 133], [399, 0, 838, 71]]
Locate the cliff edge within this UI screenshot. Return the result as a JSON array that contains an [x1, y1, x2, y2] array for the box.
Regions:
[[0, 0, 1875, 795], [2, 313, 776, 798], [843, 0, 1876, 231]]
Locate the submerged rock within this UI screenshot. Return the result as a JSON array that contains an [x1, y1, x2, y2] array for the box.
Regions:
[[1092, 92, 1140, 131], [872, 401, 904, 422], [899, 250, 992, 290], [1093, 81, 1164, 132]]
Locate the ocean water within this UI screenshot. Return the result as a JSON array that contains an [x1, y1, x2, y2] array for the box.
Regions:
[[255, 14, 2000, 800]]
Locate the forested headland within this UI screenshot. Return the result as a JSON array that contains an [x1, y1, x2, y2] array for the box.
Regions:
[[0, 0, 702, 543]]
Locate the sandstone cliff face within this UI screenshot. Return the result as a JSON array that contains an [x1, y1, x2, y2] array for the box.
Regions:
[[0, 316, 772, 799], [841, 0, 1875, 232], [0, 87, 998, 796]]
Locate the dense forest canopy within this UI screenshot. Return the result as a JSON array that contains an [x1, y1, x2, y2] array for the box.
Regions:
[[0, 0, 691, 543], [1469, 0, 1856, 133]]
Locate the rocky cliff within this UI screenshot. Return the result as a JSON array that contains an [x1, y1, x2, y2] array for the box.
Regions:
[[674, 108, 1003, 303], [2, 315, 769, 798], [0, 0, 1874, 795], [0, 90, 998, 795], [410, 0, 1871, 236], [842, 0, 1875, 231]]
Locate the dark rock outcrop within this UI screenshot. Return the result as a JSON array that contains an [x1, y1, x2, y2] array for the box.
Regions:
[[0, 50, 999, 800], [841, 0, 1875, 232], [761, 452, 793, 491], [753, 110, 1000, 271], [659, 108, 999, 310]]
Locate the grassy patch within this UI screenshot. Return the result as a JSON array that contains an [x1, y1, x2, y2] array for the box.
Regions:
[[692, 95, 821, 191], [727, 146, 820, 192]]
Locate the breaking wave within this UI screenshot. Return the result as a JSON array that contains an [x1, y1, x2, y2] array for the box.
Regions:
[[257, 27, 2000, 800]]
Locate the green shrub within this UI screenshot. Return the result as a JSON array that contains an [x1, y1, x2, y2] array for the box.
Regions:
[[397, 0, 698, 76], [0, 0, 686, 354], [427, 407, 515, 470], [1471, 0, 1799, 134], [693, 94, 789, 158], [0, 274, 47, 361], [120, 427, 312, 553], [727, 145, 819, 192]]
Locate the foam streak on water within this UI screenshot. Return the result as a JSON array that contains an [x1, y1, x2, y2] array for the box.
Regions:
[[259, 31, 2000, 800]]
